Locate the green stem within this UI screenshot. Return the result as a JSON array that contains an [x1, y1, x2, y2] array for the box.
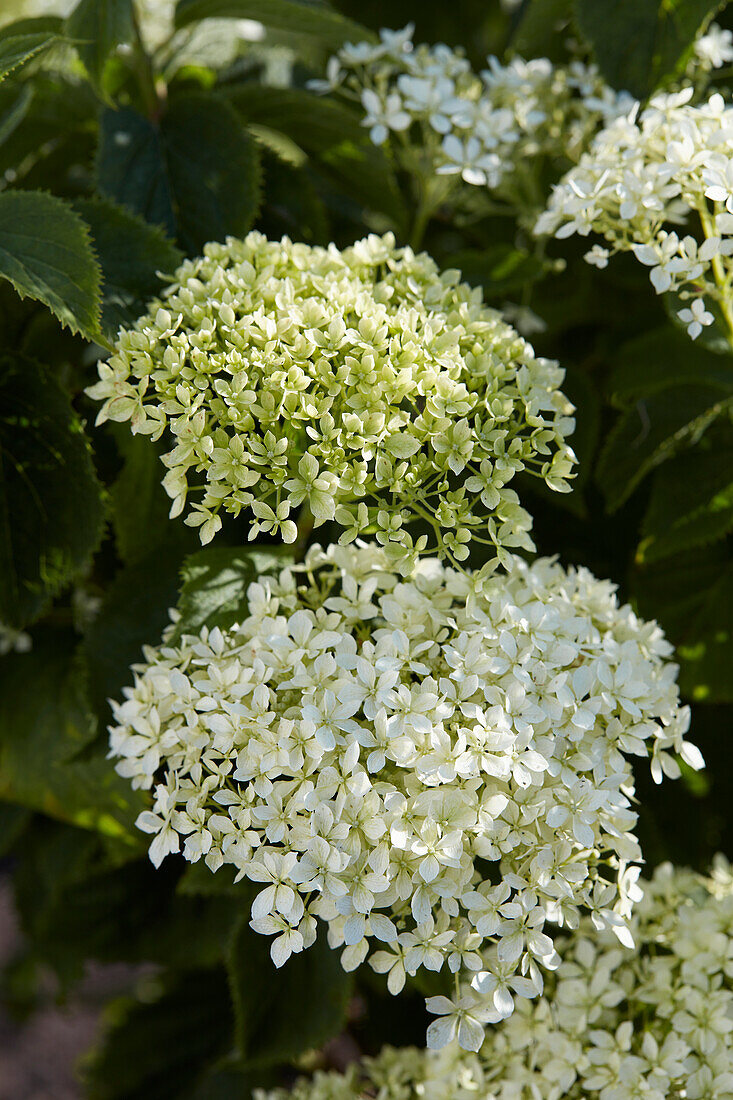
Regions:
[[698, 200, 733, 351]]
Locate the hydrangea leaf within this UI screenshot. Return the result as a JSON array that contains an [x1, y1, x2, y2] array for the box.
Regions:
[[160, 91, 262, 254], [174, 546, 294, 640], [0, 630, 145, 837], [576, 0, 723, 97], [595, 384, 732, 511], [108, 431, 184, 566], [608, 327, 733, 405], [83, 968, 233, 1099], [0, 189, 102, 340], [81, 542, 195, 730], [633, 543, 733, 703], [0, 355, 105, 628], [174, 0, 375, 49], [66, 0, 134, 94], [96, 92, 262, 254], [227, 914, 352, 1068], [0, 18, 61, 83], [73, 196, 182, 338], [445, 245, 550, 299], [639, 447, 733, 563], [13, 821, 242, 984]]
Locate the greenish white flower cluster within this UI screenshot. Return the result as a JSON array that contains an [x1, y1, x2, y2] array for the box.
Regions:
[[87, 232, 575, 572], [256, 859, 733, 1099], [314, 26, 633, 213], [536, 89, 733, 343], [109, 544, 699, 1051]]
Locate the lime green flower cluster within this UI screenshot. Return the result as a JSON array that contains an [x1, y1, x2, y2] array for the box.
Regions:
[[88, 231, 575, 572]]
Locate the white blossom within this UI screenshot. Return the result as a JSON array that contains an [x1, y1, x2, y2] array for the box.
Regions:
[[256, 861, 733, 1099], [110, 543, 699, 1052], [536, 90, 733, 343]]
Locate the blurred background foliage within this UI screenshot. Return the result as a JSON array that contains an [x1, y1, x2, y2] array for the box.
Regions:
[[0, 0, 732, 1095]]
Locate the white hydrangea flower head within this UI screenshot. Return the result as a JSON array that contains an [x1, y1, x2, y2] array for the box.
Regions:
[[109, 544, 700, 1051], [87, 232, 576, 573], [313, 25, 633, 215], [256, 861, 733, 1099], [536, 88, 733, 344]]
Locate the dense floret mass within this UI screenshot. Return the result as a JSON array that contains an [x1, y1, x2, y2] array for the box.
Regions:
[[536, 90, 733, 342], [88, 233, 575, 571], [314, 25, 633, 206], [109, 544, 699, 1050], [256, 861, 733, 1099]]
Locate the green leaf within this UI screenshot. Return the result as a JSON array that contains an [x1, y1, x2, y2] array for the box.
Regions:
[[174, 0, 374, 49], [607, 327, 733, 404], [73, 196, 182, 337], [83, 968, 233, 1100], [0, 20, 60, 83], [80, 541, 195, 730], [0, 354, 105, 628], [96, 92, 262, 254], [14, 819, 242, 982], [161, 91, 262, 254], [227, 916, 351, 1067], [639, 447, 733, 562], [66, 0, 134, 93], [0, 189, 102, 339], [224, 85, 366, 155], [0, 82, 34, 146], [512, 0, 574, 58], [595, 384, 732, 511], [175, 546, 294, 639], [108, 431, 179, 564], [632, 544, 733, 703], [95, 106, 176, 236], [576, 0, 722, 97], [225, 84, 404, 226], [0, 628, 145, 837], [445, 245, 549, 299]]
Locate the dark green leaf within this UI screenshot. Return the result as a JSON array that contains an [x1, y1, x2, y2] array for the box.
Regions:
[[81, 540, 195, 730], [162, 91, 262, 254], [595, 384, 732, 510], [224, 84, 366, 154], [445, 244, 549, 298], [96, 92, 262, 253], [174, 0, 374, 49], [633, 544, 733, 703], [74, 196, 182, 336], [108, 430, 180, 564], [66, 0, 134, 92], [0, 628, 145, 837], [608, 327, 733, 404], [227, 916, 351, 1067], [175, 546, 294, 639], [14, 820, 241, 982], [225, 84, 404, 226], [83, 968, 233, 1100], [576, 0, 722, 97], [0, 354, 104, 628], [0, 82, 34, 146], [512, 0, 573, 57], [639, 447, 733, 562], [0, 189, 102, 339], [95, 106, 176, 235], [0, 23, 60, 83]]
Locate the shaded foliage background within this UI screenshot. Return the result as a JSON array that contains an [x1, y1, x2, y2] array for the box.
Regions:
[[0, 0, 731, 1094]]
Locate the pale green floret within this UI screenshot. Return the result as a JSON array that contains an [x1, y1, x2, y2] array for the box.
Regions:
[[87, 231, 576, 572]]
